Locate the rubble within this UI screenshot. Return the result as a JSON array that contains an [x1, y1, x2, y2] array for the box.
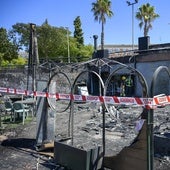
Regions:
[[0, 103, 169, 169]]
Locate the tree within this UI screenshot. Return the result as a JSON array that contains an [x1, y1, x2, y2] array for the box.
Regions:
[[91, 0, 113, 50], [11, 21, 70, 62], [0, 27, 18, 65], [37, 20, 66, 61], [136, 3, 159, 37], [78, 45, 94, 62], [73, 16, 84, 47], [11, 23, 30, 51], [10, 20, 93, 63]]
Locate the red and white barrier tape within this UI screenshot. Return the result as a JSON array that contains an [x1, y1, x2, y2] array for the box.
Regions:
[[153, 94, 170, 106], [0, 87, 170, 109]]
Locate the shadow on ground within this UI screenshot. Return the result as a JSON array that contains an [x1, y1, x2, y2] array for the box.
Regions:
[[1, 138, 36, 148], [0, 138, 58, 170]]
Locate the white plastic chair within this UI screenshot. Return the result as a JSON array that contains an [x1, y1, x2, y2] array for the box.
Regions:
[[5, 101, 13, 121], [13, 102, 29, 125]]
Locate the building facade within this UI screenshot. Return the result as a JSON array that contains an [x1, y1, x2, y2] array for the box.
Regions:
[[96, 41, 170, 97]]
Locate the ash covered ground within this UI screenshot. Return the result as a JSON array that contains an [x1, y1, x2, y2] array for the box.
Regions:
[[0, 103, 170, 170]]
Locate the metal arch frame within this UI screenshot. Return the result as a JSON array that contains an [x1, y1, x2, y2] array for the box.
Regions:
[[104, 63, 150, 169], [104, 64, 149, 98], [70, 70, 107, 164], [148, 66, 170, 170], [150, 66, 170, 97], [47, 71, 72, 113]]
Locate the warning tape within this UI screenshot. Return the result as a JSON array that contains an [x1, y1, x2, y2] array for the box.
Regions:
[[153, 94, 170, 106], [0, 87, 170, 109]]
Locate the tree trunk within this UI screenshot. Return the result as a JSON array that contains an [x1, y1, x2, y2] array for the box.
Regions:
[[101, 21, 104, 50], [144, 23, 148, 37]]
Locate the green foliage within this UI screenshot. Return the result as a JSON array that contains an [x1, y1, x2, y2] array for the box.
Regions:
[[37, 21, 66, 60], [10, 20, 93, 63], [0, 28, 18, 65], [73, 16, 84, 47], [1, 59, 10, 66], [11, 23, 30, 50], [0, 115, 33, 130], [76, 45, 94, 62], [0, 53, 4, 66], [91, 0, 113, 50], [11, 56, 27, 65], [1, 56, 27, 67], [0, 17, 94, 66], [136, 3, 159, 37]]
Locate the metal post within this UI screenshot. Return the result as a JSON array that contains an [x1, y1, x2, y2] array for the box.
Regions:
[[93, 35, 98, 59], [93, 35, 98, 52], [147, 109, 154, 170], [27, 23, 39, 92], [132, 4, 134, 50], [0, 113, 1, 128], [27, 24, 33, 90], [126, 0, 138, 50], [66, 27, 70, 63], [27, 23, 39, 116]]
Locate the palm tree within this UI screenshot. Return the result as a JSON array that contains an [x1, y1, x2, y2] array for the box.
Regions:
[[91, 0, 113, 50], [136, 3, 159, 37]]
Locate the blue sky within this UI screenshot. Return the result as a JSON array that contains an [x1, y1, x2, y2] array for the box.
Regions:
[[1, 0, 170, 45]]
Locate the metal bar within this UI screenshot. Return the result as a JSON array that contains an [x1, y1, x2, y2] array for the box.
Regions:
[[148, 66, 170, 170]]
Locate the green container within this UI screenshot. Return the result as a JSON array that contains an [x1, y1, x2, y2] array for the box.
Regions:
[[54, 141, 102, 170]]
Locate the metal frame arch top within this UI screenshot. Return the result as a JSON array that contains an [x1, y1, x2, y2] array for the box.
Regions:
[[104, 63, 149, 98], [150, 66, 170, 97], [47, 71, 71, 113]]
